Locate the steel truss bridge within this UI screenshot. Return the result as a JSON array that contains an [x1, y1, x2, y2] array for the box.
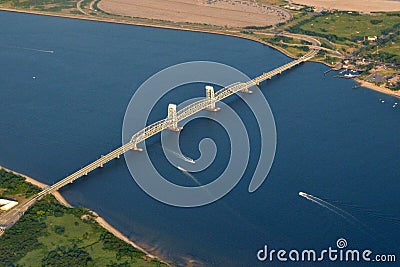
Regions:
[[0, 49, 319, 231]]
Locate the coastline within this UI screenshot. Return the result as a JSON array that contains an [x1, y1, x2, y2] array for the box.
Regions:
[[0, 164, 167, 265], [0, 7, 296, 59], [0, 6, 398, 265], [1, 7, 397, 98], [0, 165, 72, 208], [355, 78, 400, 98]]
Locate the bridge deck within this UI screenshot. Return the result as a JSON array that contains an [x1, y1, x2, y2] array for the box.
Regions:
[[0, 49, 319, 229]]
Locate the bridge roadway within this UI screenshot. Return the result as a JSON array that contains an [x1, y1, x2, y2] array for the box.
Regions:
[[0, 49, 319, 230]]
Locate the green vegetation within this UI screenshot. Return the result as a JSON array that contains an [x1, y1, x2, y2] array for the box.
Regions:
[[92, 0, 113, 16], [0, 168, 40, 198], [0, 0, 398, 88], [41, 246, 92, 266], [282, 10, 400, 66], [0, 0, 76, 12], [288, 12, 400, 42], [358, 30, 400, 65], [253, 35, 309, 57], [259, 0, 287, 5], [0, 170, 167, 267]]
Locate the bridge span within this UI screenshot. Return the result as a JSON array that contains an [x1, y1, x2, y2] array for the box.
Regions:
[[0, 49, 319, 230]]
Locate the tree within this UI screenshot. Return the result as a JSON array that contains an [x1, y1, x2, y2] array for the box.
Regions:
[[53, 225, 65, 235], [41, 246, 93, 266]]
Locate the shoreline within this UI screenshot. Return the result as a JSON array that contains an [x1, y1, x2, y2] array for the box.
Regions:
[[0, 165, 72, 208], [0, 164, 168, 265], [0, 7, 296, 58], [354, 78, 400, 98], [1, 7, 397, 98], [0, 7, 397, 265]]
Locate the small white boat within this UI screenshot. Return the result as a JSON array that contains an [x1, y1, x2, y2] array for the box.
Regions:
[[177, 166, 187, 172], [344, 73, 357, 78]]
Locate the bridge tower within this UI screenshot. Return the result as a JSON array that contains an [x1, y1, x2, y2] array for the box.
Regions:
[[205, 86, 220, 111], [131, 141, 143, 151], [167, 104, 181, 131]]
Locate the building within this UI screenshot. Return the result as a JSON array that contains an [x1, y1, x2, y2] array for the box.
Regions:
[[367, 36, 378, 42], [387, 75, 400, 87], [0, 199, 18, 211]]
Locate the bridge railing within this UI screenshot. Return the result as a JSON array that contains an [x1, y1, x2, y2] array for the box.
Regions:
[[46, 49, 322, 195], [128, 49, 320, 149], [215, 82, 245, 101], [177, 99, 209, 121], [130, 118, 169, 144]]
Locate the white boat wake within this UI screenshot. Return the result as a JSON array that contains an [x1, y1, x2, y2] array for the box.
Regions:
[[173, 151, 195, 164], [164, 148, 195, 164], [298, 191, 399, 245], [299, 192, 369, 232], [177, 166, 202, 187], [11, 46, 54, 54]]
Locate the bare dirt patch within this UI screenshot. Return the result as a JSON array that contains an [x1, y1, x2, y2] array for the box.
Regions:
[[98, 0, 291, 27], [290, 0, 400, 12]]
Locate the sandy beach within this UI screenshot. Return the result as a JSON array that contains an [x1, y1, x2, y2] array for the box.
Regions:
[[90, 210, 158, 260], [0, 7, 396, 98], [0, 165, 72, 208], [0, 164, 164, 264], [355, 78, 400, 98], [290, 0, 400, 12], [98, 0, 291, 27]]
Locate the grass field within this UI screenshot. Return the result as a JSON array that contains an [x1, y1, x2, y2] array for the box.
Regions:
[[0, 169, 166, 267], [380, 45, 400, 55], [0, 0, 76, 12], [1, 195, 167, 266], [297, 13, 399, 39], [16, 213, 162, 267]]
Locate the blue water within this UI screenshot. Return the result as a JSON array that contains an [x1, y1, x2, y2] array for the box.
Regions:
[[1, 11, 399, 266]]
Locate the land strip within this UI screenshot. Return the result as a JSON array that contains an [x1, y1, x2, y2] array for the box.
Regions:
[[1, 0, 398, 96], [0, 166, 168, 265]]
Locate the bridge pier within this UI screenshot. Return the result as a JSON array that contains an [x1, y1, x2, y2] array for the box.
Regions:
[[241, 85, 253, 93], [167, 104, 182, 131], [205, 86, 220, 111]]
